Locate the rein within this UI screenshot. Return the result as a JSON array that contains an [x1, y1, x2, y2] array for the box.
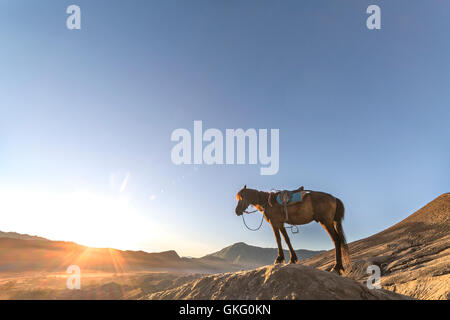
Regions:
[[242, 204, 266, 231], [241, 207, 299, 233], [241, 190, 305, 234], [241, 213, 264, 231]]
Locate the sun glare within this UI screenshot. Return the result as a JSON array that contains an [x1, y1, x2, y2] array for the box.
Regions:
[[0, 188, 160, 250]]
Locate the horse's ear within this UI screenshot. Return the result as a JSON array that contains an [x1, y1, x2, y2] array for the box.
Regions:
[[243, 185, 247, 189]]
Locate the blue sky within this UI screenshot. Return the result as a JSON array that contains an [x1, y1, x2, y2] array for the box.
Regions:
[[0, 1, 449, 256]]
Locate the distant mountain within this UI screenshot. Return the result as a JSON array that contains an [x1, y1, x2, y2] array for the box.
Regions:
[[301, 193, 450, 300], [204, 242, 324, 267], [0, 230, 323, 274], [0, 238, 182, 273], [0, 231, 47, 241], [0, 237, 244, 274]]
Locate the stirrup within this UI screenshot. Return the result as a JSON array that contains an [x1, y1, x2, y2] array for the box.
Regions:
[[283, 204, 289, 222]]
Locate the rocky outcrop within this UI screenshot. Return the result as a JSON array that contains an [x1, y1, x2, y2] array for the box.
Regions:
[[147, 264, 411, 300]]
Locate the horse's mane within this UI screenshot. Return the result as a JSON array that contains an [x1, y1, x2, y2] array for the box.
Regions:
[[242, 188, 270, 204]]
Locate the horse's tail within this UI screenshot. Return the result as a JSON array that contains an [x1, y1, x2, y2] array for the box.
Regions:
[[334, 198, 352, 270]]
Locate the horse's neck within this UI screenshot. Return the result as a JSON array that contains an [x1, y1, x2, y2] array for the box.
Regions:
[[249, 190, 269, 206]]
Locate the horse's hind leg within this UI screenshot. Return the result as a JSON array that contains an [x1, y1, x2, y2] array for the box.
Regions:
[[320, 222, 344, 275], [280, 226, 298, 264]]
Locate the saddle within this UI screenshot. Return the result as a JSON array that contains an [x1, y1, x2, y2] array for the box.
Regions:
[[273, 186, 305, 222]]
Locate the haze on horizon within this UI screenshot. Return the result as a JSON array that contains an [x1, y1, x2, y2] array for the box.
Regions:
[[0, 1, 449, 257]]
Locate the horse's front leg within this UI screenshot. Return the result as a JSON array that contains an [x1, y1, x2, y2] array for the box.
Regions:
[[280, 226, 298, 264], [272, 226, 285, 264]]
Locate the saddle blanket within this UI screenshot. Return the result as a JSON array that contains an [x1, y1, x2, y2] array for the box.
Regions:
[[276, 191, 303, 205]]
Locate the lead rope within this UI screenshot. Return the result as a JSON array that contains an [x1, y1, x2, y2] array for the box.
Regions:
[[242, 204, 266, 231], [241, 191, 302, 234], [242, 212, 298, 233], [241, 214, 264, 231]]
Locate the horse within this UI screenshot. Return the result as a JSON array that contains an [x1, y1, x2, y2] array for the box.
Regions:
[[235, 185, 351, 274]]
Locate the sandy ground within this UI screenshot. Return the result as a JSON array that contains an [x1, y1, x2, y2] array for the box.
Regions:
[[0, 271, 202, 300]]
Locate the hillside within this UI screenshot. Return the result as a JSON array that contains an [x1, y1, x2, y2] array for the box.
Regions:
[[301, 193, 450, 300], [0, 233, 321, 274], [147, 264, 411, 300], [0, 237, 241, 274], [204, 242, 323, 267], [0, 231, 47, 241]]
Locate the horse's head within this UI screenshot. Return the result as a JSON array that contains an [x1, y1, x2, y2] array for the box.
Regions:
[[235, 185, 250, 216]]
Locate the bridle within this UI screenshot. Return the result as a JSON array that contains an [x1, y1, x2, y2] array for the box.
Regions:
[[240, 190, 300, 233], [240, 190, 273, 231]]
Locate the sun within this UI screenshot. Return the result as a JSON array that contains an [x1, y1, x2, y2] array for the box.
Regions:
[[0, 188, 158, 250]]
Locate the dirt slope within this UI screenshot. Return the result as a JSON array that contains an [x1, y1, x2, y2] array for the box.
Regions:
[[147, 264, 410, 300], [301, 193, 450, 300]]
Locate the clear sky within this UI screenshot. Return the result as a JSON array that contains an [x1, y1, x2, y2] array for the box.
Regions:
[[0, 1, 449, 257]]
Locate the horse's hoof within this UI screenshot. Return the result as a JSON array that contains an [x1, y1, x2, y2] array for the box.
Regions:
[[274, 257, 285, 264], [289, 259, 298, 264], [330, 266, 344, 275]]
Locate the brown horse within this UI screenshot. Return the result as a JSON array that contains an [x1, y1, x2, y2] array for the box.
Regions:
[[235, 185, 351, 274]]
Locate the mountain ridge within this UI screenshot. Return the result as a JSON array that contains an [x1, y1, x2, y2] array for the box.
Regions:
[[204, 242, 324, 267], [0, 231, 324, 272], [0, 231, 47, 241]]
